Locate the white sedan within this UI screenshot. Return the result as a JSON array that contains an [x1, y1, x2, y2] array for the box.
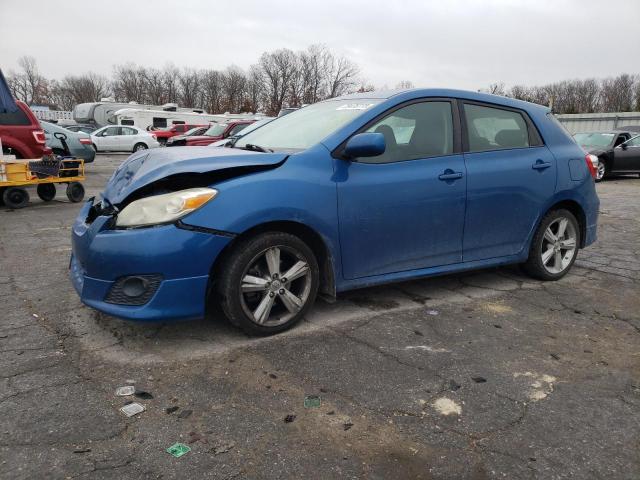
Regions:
[[91, 126, 160, 153]]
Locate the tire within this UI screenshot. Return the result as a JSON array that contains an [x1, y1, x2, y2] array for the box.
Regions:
[[37, 183, 56, 202], [595, 158, 608, 182], [92, 144, 98, 153], [522, 209, 580, 281], [217, 232, 319, 336], [133, 143, 148, 152], [66, 182, 85, 203], [0, 187, 5, 206], [3, 187, 29, 209], [52, 148, 66, 157]]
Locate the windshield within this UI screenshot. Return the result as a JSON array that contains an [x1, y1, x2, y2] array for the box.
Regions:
[[205, 123, 228, 136], [230, 118, 273, 138], [573, 132, 615, 147], [235, 99, 382, 151], [184, 127, 201, 136]]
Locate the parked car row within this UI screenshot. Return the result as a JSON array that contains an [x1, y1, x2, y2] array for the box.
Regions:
[[573, 130, 640, 181]]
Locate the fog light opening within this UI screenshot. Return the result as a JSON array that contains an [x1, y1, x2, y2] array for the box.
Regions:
[[122, 276, 148, 298]]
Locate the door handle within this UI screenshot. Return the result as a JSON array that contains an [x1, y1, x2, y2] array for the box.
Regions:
[[438, 170, 463, 181], [532, 160, 552, 170]]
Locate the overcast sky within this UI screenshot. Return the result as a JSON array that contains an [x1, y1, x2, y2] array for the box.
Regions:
[[1, 0, 639, 90]]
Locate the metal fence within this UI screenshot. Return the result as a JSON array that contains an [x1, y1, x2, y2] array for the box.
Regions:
[[32, 109, 73, 122], [556, 112, 640, 134]]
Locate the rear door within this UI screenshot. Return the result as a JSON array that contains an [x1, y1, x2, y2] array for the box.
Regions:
[[461, 102, 556, 261], [119, 127, 137, 150], [614, 135, 640, 171]]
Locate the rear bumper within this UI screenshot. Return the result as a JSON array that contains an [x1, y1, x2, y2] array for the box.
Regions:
[[70, 200, 232, 322]]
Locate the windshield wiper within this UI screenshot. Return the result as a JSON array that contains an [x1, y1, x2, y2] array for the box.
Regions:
[[241, 143, 273, 153]]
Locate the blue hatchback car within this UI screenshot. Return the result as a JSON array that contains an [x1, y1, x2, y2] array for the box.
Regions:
[[70, 89, 599, 335]]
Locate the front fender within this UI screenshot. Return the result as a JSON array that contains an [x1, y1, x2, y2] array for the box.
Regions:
[[181, 144, 341, 261]]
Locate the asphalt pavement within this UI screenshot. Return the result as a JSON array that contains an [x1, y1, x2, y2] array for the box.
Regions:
[[0, 153, 638, 479]]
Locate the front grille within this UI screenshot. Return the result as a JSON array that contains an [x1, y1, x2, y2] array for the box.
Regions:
[[105, 274, 162, 306]]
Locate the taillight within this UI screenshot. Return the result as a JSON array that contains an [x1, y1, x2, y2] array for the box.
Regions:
[[585, 154, 598, 179], [151, 134, 157, 139], [33, 130, 46, 144], [79, 138, 92, 145]]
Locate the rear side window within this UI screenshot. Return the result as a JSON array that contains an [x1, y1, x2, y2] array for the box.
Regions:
[[464, 104, 529, 152], [0, 108, 30, 126]]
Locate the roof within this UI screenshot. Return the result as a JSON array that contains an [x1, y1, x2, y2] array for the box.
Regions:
[[331, 88, 550, 113]]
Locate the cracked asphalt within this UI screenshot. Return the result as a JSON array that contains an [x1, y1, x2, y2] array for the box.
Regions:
[[1, 154, 639, 479]]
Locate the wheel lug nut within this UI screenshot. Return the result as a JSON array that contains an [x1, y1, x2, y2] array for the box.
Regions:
[[272, 273, 278, 279], [279, 289, 285, 294], [269, 292, 275, 298], [281, 278, 287, 282]]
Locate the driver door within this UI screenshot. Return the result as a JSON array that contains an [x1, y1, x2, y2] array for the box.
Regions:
[[615, 135, 640, 171], [99, 127, 119, 151], [335, 100, 466, 279]]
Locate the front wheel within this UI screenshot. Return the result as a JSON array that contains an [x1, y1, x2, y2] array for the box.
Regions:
[[133, 142, 148, 152], [3, 187, 29, 209], [522, 209, 580, 281], [595, 159, 607, 182], [217, 232, 319, 335]]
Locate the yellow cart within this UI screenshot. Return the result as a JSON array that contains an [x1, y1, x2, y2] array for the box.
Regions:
[[0, 155, 85, 209]]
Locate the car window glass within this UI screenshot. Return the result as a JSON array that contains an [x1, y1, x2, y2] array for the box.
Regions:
[[229, 124, 249, 136], [627, 135, 640, 147], [360, 101, 453, 164], [104, 127, 119, 136], [121, 127, 136, 135], [465, 104, 529, 152]]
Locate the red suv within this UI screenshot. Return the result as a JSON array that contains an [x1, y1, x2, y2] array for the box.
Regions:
[[0, 100, 49, 158], [185, 120, 255, 146], [153, 124, 208, 145]]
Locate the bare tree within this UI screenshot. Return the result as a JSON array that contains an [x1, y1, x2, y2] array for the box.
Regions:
[[7, 56, 48, 104], [177, 68, 201, 108], [396, 80, 414, 90], [325, 54, 359, 98], [222, 66, 247, 112], [259, 48, 299, 115]]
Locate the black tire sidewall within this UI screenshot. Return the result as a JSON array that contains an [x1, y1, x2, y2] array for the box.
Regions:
[[524, 209, 580, 281], [3, 187, 29, 209], [37, 183, 56, 201], [217, 232, 319, 336], [66, 182, 85, 203], [133, 143, 148, 152]]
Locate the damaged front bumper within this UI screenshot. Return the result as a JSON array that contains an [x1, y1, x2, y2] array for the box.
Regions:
[[70, 199, 233, 322]]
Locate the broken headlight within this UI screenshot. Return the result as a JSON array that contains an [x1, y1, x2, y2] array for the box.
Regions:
[[115, 188, 218, 228]]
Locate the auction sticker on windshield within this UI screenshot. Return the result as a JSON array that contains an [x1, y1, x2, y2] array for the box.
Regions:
[[336, 103, 376, 110]]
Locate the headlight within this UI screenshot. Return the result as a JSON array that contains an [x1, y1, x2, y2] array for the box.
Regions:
[[116, 188, 217, 228]]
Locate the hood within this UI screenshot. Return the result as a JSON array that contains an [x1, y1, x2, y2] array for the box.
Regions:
[[102, 146, 287, 205]]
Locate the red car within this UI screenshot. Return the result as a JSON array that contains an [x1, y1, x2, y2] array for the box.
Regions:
[[184, 120, 255, 146], [152, 123, 208, 145], [0, 100, 50, 158]]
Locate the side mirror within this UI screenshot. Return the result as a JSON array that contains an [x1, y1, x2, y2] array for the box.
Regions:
[[620, 143, 628, 150], [344, 132, 385, 159]]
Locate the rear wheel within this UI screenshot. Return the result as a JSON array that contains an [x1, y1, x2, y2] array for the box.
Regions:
[[133, 143, 148, 152], [37, 183, 56, 202], [523, 209, 580, 281], [66, 182, 85, 203], [217, 232, 319, 335], [3, 187, 29, 209]]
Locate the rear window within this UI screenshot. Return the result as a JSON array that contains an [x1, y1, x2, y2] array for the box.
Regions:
[[0, 108, 30, 126], [465, 104, 529, 152]]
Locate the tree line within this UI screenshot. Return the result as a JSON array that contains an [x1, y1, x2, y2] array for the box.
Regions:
[[486, 74, 640, 114], [7, 50, 640, 116], [6, 45, 365, 116]]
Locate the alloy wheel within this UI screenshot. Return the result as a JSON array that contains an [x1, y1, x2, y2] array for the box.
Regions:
[[239, 246, 312, 327], [541, 217, 577, 274], [596, 161, 606, 181]]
